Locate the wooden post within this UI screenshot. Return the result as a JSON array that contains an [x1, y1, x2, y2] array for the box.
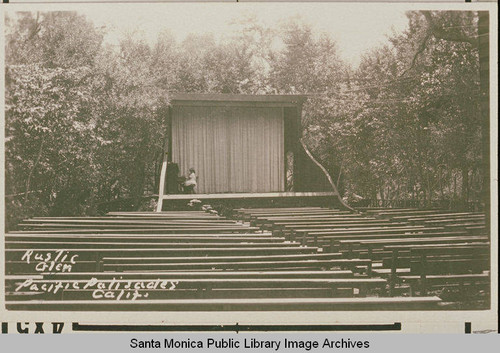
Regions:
[[156, 138, 169, 212], [420, 254, 428, 296], [95, 252, 102, 272], [359, 284, 367, 298], [329, 238, 336, 253], [389, 249, 398, 296], [367, 261, 373, 277]]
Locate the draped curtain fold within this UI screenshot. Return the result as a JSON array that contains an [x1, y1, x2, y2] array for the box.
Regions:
[[171, 105, 284, 193]]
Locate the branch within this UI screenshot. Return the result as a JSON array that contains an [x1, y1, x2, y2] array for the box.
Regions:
[[431, 28, 478, 48], [423, 11, 478, 48], [27, 12, 42, 41], [401, 11, 478, 76], [336, 162, 343, 187], [400, 32, 431, 77]]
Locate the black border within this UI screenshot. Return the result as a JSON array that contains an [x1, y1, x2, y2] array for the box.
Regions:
[[72, 322, 402, 332]]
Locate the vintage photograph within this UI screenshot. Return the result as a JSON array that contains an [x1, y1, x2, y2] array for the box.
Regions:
[[1, 2, 495, 325]]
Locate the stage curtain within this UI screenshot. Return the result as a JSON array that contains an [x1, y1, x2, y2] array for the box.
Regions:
[[171, 105, 284, 193]]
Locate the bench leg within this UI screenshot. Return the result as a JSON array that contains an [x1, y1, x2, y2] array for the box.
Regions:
[[359, 284, 367, 297], [367, 262, 373, 277], [301, 232, 307, 246], [389, 249, 399, 296], [330, 285, 337, 298], [348, 244, 354, 259], [420, 254, 428, 296], [95, 253, 103, 272], [329, 239, 336, 253]]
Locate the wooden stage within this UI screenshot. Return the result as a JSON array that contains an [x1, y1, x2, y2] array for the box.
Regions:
[[161, 192, 338, 200]]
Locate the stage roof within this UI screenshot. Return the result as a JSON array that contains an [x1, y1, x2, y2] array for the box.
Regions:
[[170, 93, 308, 105]]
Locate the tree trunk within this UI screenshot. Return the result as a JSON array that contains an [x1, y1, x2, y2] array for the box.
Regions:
[[462, 168, 469, 203], [25, 136, 45, 203], [426, 172, 432, 208], [439, 169, 444, 199]]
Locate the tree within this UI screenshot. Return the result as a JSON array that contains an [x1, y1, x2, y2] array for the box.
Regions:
[[337, 10, 483, 206], [6, 11, 103, 68], [5, 11, 106, 228]]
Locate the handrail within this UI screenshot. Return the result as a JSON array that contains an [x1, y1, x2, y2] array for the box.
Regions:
[[156, 138, 170, 212], [299, 139, 356, 212]]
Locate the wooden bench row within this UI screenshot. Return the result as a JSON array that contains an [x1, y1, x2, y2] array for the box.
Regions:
[[5, 296, 443, 311], [6, 277, 388, 300], [10, 226, 262, 234], [6, 208, 489, 311], [7, 256, 373, 274]]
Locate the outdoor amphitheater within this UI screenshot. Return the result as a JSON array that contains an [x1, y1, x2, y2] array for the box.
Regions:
[[4, 93, 491, 312]]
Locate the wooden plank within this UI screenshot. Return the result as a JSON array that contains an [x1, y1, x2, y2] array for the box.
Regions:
[[423, 218, 486, 225], [10, 277, 385, 288], [259, 217, 367, 223], [102, 253, 343, 264], [106, 212, 222, 218], [5, 246, 319, 261], [403, 213, 485, 221], [234, 207, 326, 212], [22, 219, 237, 225], [282, 223, 407, 231], [5, 270, 355, 280], [102, 259, 370, 271], [7, 288, 355, 301], [6, 235, 283, 243], [20, 223, 251, 230], [272, 218, 379, 225], [313, 232, 470, 245], [5, 297, 442, 311], [399, 273, 489, 283], [162, 192, 338, 200], [377, 211, 446, 217], [339, 236, 488, 246], [365, 208, 417, 213], [170, 93, 307, 103], [248, 210, 348, 216], [383, 242, 490, 252], [8, 232, 272, 237], [5, 241, 301, 249], [8, 227, 262, 234], [308, 226, 444, 236], [410, 259, 489, 274], [253, 212, 351, 219]]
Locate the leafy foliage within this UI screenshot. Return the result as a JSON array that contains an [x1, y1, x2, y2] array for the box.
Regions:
[[4, 10, 485, 228]]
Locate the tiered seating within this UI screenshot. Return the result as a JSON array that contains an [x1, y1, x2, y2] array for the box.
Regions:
[[6, 207, 488, 310], [235, 207, 490, 309], [6, 210, 443, 311], [363, 209, 490, 307]]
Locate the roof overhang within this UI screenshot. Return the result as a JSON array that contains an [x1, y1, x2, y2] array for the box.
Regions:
[[170, 93, 307, 107]]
